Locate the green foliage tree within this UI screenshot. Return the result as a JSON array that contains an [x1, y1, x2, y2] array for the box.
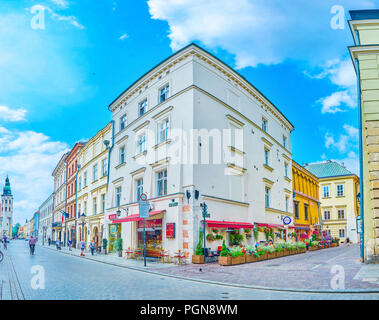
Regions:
[[220, 240, 229, 257], [12, 223, 20, 238]]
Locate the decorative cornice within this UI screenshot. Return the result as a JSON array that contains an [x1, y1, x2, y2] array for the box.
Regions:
[[152, 106, 174, 120], [132, 120, 150, 133], [226, 114, 245, 127], [116, 135, 129, 145], [261, 137, 273, 147], [263, 164, 274, 172], [226, 163, 247, 174], [201, 194, 249, 207], [130, 167, 146, 176], [150, 157, 170, 168], [263, 178, 274, 186]]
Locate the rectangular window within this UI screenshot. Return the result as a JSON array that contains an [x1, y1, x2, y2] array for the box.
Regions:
[[304, 204, 309, 220], [93, 164, 98, 181], [84, 201, 87, 215], [93, 197, 97, 215], [120, 114, 127, 131], [102, 159, 107, 176], [283, 135, 287, 149], [138, 99, 147, 117], [284, 162, 288, 177], [324, 210, 330, 220], [156, 170, 167, 197], [336, 184, 344, 197], [294, 201, 299, 219], [78, 177, 82, 190], [137, 134, 146, 154], [264, 149, 270, 166], [339, 229, 345, 238], [323, 186, 330, 198], [101, 194, 105, 212], [84, 172, 87, 187], [262, 118, 267, 132], [159, 84, 169, 103], [265, 187, 270, 208], [338, 209, 345, 219], [158, 118, 170, 143], [116, 187, 122, 207], [120, 146, 125, 164], [136, 178, 143, 202]]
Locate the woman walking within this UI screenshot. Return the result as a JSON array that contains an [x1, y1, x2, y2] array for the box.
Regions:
[[90, 239, 96, 256]]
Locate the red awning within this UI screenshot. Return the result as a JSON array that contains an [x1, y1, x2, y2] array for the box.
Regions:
[[112, 210, 165, 223], [206, 220, 254, 229], [255, 223, 285, 230]]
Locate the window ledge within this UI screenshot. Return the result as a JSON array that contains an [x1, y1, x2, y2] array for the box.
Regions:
[[133, 151, 147, 160], [115, 162, 126, 170], [263, 164, 274, 172], [284, 176, 291, 183], [153, 139, 172, 149]]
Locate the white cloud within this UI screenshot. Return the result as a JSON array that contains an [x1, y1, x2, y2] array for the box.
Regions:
[[50, 0, 69, 8], [318, 90, 355, 114], [43, 6, 85, 29], [119, 33, 129, 40], [147, 0, 376, 68], [324, 123, 359, 153], [0, 126, 69, 225], [0, 106, 27, 122]]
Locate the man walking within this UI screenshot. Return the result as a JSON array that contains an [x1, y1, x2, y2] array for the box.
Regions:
[[90, 239, 96, 256], [68, 238, 72, 251], [48, 237, 51, 246]]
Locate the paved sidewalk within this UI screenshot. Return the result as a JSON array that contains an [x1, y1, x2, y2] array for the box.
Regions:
[[39, 243, 379, 292], [39, 244, 176, 270]]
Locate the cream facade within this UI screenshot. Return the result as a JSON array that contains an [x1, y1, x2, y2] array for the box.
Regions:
[[349, 9, 379, 262], [76, 122, 112, 247], [52, 153, 68, 242], [38, 193, 54, 245], [105, 44, 294, 261]]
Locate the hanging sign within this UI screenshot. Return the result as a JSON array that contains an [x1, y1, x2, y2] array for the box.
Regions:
[[139, 193, 150, 218], [166, 223, 176, 239], [283, 216, 292, 225]]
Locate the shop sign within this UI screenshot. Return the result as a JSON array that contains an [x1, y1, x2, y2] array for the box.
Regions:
[[169, 202, 178, 207], [283, 216, 292, 225], [137, 219, 162, 229], [166, 223, 175, 239], [139, 193, 150, 218], [109, 214, 117, 220]]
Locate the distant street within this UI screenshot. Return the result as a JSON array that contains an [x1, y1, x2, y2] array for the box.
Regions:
[[0, 240, 378, 300]]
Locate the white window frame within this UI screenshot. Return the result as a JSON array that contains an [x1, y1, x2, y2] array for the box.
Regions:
[[137, 133, 146, 154], [136, 178, 144, 202], [262, 117, 268, 132], [336, 184, 344, 197], [159, 84, 169, 103], [265, 187, 270, 208], [119, 146, 126, 164], [157, 117, 170, 144], [323, 186, 330, 198], [138, 98, 147, 117], [156, 169, 168, 197], [93, 164, 98, 181], [324, 210, 330, 220], [264, 148, 270, 166], [120, 114, 127, 131], [102, 158, 107, 176], [338, 209, 345, 220], [115, 186, 122, 207]]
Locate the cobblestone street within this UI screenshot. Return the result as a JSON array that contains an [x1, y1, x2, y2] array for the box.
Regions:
[[0, 240, 378, 300]]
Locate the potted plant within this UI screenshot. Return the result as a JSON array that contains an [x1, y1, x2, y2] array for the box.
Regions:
[[192, 240, 205, 264], [266, 245, 276, 259], [296, 242, 306, 253], [253, 227, 259, 242], [309, 240, 319, 251], [229, 230, 244, 246], [218, 240, 231, 266], [256, 245, 267, 260], [212, 228, 219, 233], [206, 234, 215, 242], [215, 234, 223, 241], [102, 238, 108, 255], [244, 245, 259, 263], [275, 243, 284, 257], [230, 247, 245, 265], [115, 238, 123, 257]]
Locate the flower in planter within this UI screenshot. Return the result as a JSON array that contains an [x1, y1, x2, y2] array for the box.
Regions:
[[206, 234, 215, 241], [212, 228, 219, 233]]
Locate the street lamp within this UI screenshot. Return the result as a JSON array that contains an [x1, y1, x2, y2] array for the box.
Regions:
[[80, 213, 86, 242]]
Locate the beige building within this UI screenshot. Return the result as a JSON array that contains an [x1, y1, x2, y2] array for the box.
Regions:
[[76, 122, 112, 248], [349, 9, 379, 262], [305, 161, 360, 243]]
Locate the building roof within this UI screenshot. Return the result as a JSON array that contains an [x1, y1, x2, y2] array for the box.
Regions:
[[108, 43, 294, 130], [350, 10, 379, 20], [303, 160, 354, 179]]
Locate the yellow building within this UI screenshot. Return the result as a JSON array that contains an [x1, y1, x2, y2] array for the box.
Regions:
[[305, 161, 360, 243], [292, 160, 320, 239], [76, 122, 112, 248], [349, 9, 379, 262]]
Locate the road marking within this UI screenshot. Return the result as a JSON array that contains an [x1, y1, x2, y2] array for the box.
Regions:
[[311, 264, 322, 270]]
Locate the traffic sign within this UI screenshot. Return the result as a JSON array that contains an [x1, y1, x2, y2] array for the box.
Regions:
[[283, 216, 292, 225]]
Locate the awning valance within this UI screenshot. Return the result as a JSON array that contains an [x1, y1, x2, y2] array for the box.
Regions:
[[112, 210, 165, 224], [255, 223, 285, 230], [206, 220, 254, 229], [295, 226, 310, 231]]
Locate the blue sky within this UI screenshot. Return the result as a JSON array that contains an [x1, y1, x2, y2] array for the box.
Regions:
[[0, 0, 377, 224]]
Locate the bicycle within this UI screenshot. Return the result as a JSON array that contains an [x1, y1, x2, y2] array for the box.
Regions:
[[0, 249, 3, 262]]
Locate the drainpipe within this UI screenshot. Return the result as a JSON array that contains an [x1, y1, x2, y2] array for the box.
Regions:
[[355, 57, 365, 262], [106, 120, 115, 192]]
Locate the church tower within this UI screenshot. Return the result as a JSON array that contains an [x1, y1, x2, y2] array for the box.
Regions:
[[1, 176, 13, 237]]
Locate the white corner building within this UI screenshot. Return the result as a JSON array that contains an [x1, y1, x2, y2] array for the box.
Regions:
[[104, 44, 294, 261]]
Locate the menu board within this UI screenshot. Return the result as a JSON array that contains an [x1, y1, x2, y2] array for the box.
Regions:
[[166, 223, 175, 239]]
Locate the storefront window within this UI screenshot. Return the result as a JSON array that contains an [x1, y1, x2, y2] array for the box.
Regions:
[[137, 219, 162, 256]]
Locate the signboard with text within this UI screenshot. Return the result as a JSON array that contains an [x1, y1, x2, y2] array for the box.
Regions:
[[166, 223, 175, 239]]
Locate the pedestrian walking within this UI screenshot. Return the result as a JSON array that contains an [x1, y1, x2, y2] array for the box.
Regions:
[[90, 239, 96, 256], [68, 239, 72, 251], [48, 237, 51, 246], [346, 237, 350, 246], [80, 240, 85, 256]]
